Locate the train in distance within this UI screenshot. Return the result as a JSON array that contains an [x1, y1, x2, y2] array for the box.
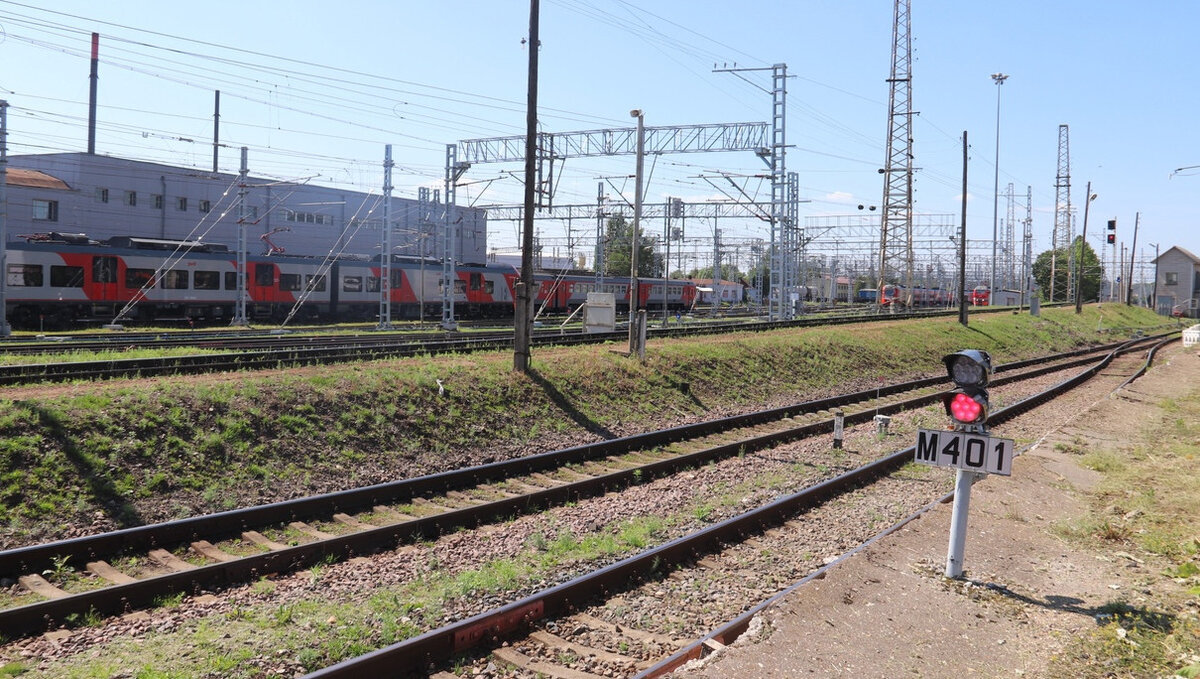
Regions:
[[1, 232, 698, 329], [855, 284, 990, 307]]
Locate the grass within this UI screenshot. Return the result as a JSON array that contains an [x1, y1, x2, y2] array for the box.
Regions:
[[1045, 385, 1200, 678], [0, 304, 1172, 546]]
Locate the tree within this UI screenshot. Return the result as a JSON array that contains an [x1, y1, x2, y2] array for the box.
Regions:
[[600, 216, 661, 278], [686, 264, 744, 282], [1032, 236, 1101, 302]]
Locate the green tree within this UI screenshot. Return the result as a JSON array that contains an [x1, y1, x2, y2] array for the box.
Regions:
[[600, 216, 661, 278], [686, 264, 744, 281], [1032, 236, 1101, 302]]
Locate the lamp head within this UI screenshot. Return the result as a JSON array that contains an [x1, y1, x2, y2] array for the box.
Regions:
[[630, 109, 643, 118]]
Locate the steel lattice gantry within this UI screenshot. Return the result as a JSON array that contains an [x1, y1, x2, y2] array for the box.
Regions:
[[1051, 124, 1072, 302], [445, 121, 773, 326], [877, 0, 915, 305]]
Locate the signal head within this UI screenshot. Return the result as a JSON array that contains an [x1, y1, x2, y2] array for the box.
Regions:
[[943, 350, 992, 389], [945, 390, 988, 424]]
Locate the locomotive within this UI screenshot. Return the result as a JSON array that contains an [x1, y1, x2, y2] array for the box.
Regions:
[[2, 233, 696, 329]]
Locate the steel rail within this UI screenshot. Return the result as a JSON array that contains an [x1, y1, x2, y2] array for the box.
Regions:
[[300, 333, 1169, 678], [0, 335, 1170, 640]]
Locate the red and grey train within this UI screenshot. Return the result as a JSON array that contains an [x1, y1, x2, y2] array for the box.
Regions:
[[1, 233, 696, 328]]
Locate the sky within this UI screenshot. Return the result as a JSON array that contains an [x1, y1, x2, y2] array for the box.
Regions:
[[0, 0, 1195, 283]]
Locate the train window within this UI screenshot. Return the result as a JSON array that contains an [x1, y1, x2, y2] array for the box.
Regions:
[[391, 270, 403, 289], [485, 280, 495, 294], [366, 276, 380, 293], [225, 272, 238, 290], [279, 273, 302, 291], [50, 265, 84, 288], [125, 268, 156, 289], [254, 264, 274, 287], [93, 256, 118, 284], [6, 264, 43, 287], [305, 274, 327, 292], [469, 272, 482, 291], [342, 276, 362, 293], [162, 270, 188, 290], [194, 270, 220, 290]]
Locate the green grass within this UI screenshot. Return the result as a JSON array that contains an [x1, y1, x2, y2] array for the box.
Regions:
[[0, 305, 1171, 547], [1046, 384, 1200, 678]]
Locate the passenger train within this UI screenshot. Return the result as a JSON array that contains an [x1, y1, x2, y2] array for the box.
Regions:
[[2, 233, 697, 328]]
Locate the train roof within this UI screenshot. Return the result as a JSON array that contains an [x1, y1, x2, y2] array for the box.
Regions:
[[104, 236, 230, 254]]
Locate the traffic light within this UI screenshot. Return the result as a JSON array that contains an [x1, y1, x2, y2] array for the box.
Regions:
[[1107, 219, 1116, 244], [942, 350, 992, 427]]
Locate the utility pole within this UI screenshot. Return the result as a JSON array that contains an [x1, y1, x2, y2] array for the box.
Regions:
[[0, 100, 9, 336], [1126, 212, 1139, 305], [1074, 182, 1095, 314], [232, 147, 250, 327], [628, 109, 645, 357], [212, 90, 220, 173], [958, 131, 968, 327], [514, 0, 539, 373], [378, 145, 394, 330]]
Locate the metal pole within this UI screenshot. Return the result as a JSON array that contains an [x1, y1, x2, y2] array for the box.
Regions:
[[378, 145, 394, 330], [1150, 243, 1159, 311], [514, 0, 539, 372], [663, 201, 670, 327], [1126, 212, 1139, 306], [628, 109, 645, 356], [212, 90, 220, 173], [87, 33, 98, 155], [1074, 181, 1093, 314], [958, 131, 968, 327], [945, 469, 981, 578], [0, 100, 9, 336], [232, 147, 249, 327], [989, 73, 1007, 301]]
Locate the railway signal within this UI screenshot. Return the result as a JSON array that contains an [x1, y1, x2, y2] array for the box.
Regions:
[[915, 348, 1014, 579], [1107, 219, 1117, 245], [941, 349, 991, 427]]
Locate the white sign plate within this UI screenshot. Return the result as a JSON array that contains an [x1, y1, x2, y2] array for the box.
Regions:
[[915, 428, 1014, 476]]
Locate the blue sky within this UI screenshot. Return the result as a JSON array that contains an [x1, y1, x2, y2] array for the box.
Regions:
[[0, 0, 1195, 280]]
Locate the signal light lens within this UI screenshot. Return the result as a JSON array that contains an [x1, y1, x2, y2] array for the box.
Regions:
[[948, 392, 986, 423]]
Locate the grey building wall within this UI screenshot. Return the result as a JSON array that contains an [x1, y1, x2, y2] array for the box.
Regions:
[[1154, 247, 1200, 317], [5, 153, 487, 263]]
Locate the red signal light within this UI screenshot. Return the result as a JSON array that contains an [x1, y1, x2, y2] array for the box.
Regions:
[[946, 391, 987, 424]]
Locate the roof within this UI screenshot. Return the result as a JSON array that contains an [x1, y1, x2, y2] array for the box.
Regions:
[[6, 168, 70, 190], [1154, 246, 1200, 265]]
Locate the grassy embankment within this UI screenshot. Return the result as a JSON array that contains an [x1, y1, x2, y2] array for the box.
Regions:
[[1046, 376, 1200, 677], [0, 304, 1171, 546]]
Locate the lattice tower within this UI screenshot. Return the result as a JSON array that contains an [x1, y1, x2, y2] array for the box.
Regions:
[[876, 0, 915, 304], [1002, 183, 1016, 290], [1051, 124, 1072, 302]]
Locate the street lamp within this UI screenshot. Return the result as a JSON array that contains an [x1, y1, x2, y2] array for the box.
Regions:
[[1074, 184, 1097, 314], [989, 73, 1008, 301]]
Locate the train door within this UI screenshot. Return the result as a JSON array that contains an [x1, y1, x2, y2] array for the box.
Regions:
[[91, 255, 119, 317]]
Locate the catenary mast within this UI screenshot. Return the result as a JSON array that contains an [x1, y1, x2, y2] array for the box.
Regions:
[[876, 0, 915, 307]]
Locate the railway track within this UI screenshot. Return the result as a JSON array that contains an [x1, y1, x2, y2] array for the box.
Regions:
[[0, 304, 1095, 386], [0, 334, 1171, 644], [299, 334, 1177, 679]]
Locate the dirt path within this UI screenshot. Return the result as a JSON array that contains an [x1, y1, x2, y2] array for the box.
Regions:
[[678, 341, 1199, 678]]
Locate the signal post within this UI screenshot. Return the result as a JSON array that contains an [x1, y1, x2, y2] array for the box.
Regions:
[[915, 350, 1014, 578]]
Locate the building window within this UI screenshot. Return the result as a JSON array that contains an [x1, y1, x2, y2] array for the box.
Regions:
[[32, 199, 58, 221], [1165, 272, 1179, 286], [125, 191, 137, 207], [153, 194, 164, 210], [249, 206, 259, 219], [177, 197, 188, 211], [199, 199, 211, 213], [95, 188, 109, 203]]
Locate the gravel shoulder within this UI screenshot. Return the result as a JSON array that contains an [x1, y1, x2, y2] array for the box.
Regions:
[[680, 341, 1200, 678]]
